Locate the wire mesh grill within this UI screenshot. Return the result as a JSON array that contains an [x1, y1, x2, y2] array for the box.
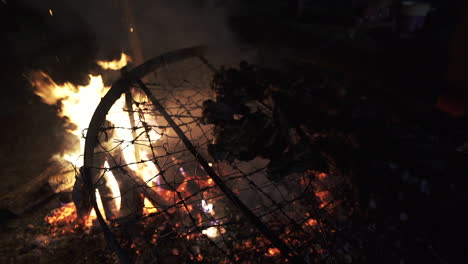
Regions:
[[83, 57, 356, 263]]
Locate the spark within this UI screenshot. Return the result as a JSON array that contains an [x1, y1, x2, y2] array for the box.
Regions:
[[49, 9, 53, 16]]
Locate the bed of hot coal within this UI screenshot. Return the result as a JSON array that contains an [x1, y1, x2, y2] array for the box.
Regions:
[[1, 60, 467, 263]]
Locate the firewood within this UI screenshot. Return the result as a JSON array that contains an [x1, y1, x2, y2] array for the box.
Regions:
[[0, 158, 73, 215], [47, 159, 75, 193]]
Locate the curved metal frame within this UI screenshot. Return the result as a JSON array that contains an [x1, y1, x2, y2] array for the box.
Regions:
[[82, 46, 304, 264], [82, 46, 206, 263]]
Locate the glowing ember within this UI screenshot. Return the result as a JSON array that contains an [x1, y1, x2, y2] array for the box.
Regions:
[[49, 9, 53, 16], [202, 227, 219, 238], [304, 218, 318, 227], [207, 178, 214, 186], [317, 172, 327, 181], [315, 190, 329, 201], [315, 190, 330, 209], [265, 247, 280, 257], [45, 203, 95, 230], [45, 203, 76, 225]]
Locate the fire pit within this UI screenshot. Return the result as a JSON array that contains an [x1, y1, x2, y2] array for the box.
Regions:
[[19, 47, 357, 264]]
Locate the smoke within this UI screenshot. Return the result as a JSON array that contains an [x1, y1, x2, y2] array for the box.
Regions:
[[122, 0, 241, 62], [20, 0, 248, 66], [2, 1, 97, 86], [0, 0, 249, 190]]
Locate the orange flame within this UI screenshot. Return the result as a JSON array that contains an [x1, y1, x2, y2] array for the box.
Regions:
[[33, 54, 166, 225], [97, 53, 132, 70]]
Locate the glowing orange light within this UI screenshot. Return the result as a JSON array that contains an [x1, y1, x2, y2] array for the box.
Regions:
[[207, 178, 214, 186], [97, 53, 131, 70], [317, 172, 327, 181], [305, 218, 318, 226], [315, 190, 329, 201], [266, 247, 280, 256]]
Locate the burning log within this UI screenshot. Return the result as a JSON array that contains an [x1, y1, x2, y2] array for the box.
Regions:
[[78, 45, 309, 263], [46, 159, 75, 194], [80, 46, 206, 264]]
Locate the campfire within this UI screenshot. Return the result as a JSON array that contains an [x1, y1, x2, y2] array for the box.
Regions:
[[3, 1, 466, 263], [13, 47, 358, 264], [32, 53, 147, 225]]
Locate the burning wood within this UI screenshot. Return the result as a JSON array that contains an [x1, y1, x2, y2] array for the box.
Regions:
[[4, 1, 463, 263], [18, 48, 361, 264]]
